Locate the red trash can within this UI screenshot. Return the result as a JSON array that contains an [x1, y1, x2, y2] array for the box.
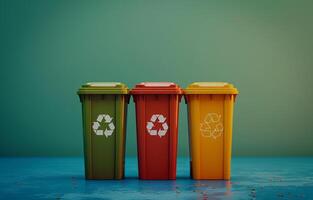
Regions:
[[131, 82, 182, 180]]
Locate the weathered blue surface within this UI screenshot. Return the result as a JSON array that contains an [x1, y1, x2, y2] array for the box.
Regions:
[[0, 157, 312, 199]]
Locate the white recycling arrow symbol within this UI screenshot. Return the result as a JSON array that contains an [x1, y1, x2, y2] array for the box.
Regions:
[[92, 114, 115, 138], [146, 114, 168, 138]]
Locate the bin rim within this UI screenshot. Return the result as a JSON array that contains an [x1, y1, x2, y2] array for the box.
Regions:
[[184, 82, 239, 95], [130, 82, 183, 95], [77, 82, 129, 95]]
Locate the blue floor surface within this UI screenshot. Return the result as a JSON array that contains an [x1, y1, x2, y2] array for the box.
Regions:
[[0, 157, 312, 199]]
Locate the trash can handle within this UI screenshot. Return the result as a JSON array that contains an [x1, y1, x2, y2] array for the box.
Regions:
[[178, 94, 183, 103], [183, 95, 188, 104], [126, 95, 131, 104]]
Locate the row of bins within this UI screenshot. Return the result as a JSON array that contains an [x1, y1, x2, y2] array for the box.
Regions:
[[77, 82, 238, 180]]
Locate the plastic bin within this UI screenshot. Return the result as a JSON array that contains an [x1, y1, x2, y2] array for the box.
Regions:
[[131, 82, 182, 180], [77, 82, 129, 179], [184, 82, 238, 180]]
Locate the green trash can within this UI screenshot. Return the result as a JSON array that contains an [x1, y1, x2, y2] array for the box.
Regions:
[[77, 82, 129, 179]]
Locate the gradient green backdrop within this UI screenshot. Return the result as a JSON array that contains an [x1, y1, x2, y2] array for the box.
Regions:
[[1, 0, 313, 157]]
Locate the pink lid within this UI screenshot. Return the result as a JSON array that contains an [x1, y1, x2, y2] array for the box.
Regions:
[[130, 82, 182, 94]]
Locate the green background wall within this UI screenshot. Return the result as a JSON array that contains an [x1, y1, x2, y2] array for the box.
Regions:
[[1, 0, 313, 157]]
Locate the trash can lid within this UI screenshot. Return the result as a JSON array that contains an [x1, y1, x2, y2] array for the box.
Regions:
[[184, 82, 238, 94], [130, 82, 182, 94], [77, 82, 129, 94]]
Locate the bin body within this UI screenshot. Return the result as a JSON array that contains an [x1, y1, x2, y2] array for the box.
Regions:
[[131, 82, 182, 180], [78, 82, 129, 179], [184, 82, 238, 180]]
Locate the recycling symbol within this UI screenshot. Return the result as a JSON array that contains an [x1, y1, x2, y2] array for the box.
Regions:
[[146, 114, 168, 137], [92, 114, 115, 138], [200, 113, 223, 139]]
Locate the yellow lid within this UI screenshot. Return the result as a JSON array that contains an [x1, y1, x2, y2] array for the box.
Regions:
[[184, 82, 238, 94]]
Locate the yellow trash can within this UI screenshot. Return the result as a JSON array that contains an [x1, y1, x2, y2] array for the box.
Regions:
[[184, 82, 238, 180]]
